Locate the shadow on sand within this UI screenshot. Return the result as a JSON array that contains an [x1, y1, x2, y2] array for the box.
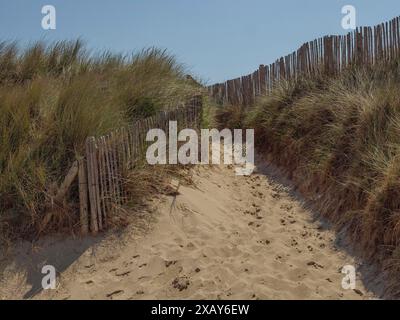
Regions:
[[253, 153, 385, 299], [0, 234, 104, 299]]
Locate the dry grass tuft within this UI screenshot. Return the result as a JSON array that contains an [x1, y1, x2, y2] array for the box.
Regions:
[[106, 162, 195, 229], [0, 40, 203, 241]]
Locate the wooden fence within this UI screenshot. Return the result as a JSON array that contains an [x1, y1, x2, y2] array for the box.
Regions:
[[77, 97, 202, 234], [208, 15, 400, 106]]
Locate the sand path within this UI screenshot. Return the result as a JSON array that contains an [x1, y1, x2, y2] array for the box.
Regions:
[[1, 162, 375, 300]]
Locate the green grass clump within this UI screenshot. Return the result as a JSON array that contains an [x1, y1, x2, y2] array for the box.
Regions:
[[0, 40, 202, 237]]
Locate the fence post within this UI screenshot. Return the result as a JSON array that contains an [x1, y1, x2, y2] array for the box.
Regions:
[[78, 158, 89, 235], [85, 137, 99, 234]]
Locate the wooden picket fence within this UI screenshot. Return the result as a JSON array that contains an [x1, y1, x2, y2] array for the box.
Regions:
[[208, 15, 400, 106], [77, 96, 202, 234]]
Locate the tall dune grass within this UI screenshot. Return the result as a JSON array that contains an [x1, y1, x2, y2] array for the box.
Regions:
[[217, 59, 400, 296], [0, 40, 202, 239]]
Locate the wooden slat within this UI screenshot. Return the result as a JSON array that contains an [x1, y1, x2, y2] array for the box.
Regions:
[[92, 139, 103, 230], [53, 161, 79, 205], [98, 137, 108, 225], [85, 137, 99, 234], [78, 158, 89, 235]]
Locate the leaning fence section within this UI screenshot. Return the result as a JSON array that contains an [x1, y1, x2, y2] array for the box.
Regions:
[[208, 15, 400, 106], [78, 97, 202, 234]]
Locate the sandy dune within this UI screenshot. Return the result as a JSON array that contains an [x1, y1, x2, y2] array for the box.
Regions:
[[1, 162, 376, 300]]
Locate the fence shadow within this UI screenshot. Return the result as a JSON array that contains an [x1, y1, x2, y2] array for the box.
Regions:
[[0, 234, 104, 299]]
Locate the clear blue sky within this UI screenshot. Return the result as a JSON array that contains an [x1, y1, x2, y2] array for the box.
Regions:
[[1, 0, 400, 83]]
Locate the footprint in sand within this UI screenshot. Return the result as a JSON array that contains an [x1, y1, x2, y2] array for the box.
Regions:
[[290, 239, 299, 247], [248, 221, 261, 228], [106, 290, 124, 298], [172, 276, 190, 291], [272, 191, 281, 199], [165, 260, 178, 268], [115, 270, 131, 277], [280, 204, 293, 212], [307, 261, 324, 269], [257, 239, 271, 245]]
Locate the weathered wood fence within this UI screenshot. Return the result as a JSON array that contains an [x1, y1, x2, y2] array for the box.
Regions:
[[78, 97, 202, 234], [208, 15, 400, 106]]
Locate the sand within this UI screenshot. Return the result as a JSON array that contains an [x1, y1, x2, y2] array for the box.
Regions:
[[0, 161, 377, 300]]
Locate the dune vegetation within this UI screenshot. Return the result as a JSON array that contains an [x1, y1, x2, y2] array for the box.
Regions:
[[0, 40, 202, 241], [216, 58, 400, 296]]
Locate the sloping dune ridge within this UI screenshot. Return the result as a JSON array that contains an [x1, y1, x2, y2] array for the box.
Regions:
[[1, 160, 378, 300]]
